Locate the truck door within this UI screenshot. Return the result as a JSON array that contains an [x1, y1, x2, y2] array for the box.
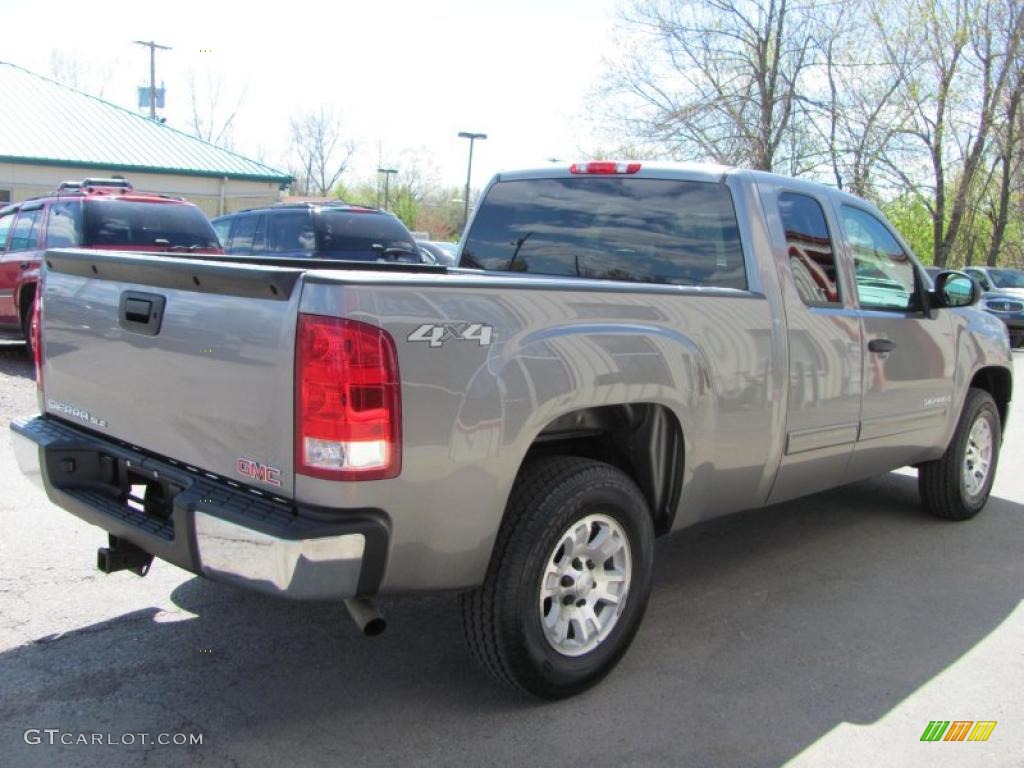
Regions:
[[838, 204, 954, 479], [762, 187, 864, 504]]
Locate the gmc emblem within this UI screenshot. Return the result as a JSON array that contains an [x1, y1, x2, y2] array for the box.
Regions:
[[236, 458, 282, 487]]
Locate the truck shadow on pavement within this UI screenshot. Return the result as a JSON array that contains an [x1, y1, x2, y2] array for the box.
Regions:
[[1, 472, 1021, 767]]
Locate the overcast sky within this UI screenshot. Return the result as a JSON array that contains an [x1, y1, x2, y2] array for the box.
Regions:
[[2, 0, 622, 190]]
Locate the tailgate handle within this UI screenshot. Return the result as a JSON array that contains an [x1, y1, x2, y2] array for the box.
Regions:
[[119, 291, 166, 336]]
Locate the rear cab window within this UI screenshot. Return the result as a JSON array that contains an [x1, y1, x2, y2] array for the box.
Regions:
[[460, 177, 747, 289], [82, 200, 219, 249]]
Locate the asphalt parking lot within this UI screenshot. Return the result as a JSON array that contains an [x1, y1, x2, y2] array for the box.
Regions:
[[1, 344, 1022, 768]]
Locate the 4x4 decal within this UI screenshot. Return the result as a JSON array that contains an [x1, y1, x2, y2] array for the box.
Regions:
[[407, 323, 493, 347]]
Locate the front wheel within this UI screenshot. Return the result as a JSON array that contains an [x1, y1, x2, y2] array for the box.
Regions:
[[919, 388, 1001, 520], [461, 457, 655, 699]]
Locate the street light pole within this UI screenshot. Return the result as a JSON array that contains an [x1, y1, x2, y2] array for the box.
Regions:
[[458, 131, 487, 228], [377, 168, 398, 210], [133, 40, 172, 120]]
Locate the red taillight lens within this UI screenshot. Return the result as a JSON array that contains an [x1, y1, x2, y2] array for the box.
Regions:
[[295, 313, 401, 480], [569, 161, 642, 175], [31, 291, 42, 391]]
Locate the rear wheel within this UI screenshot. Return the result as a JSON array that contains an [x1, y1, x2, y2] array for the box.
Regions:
[[919, 388, 1001, 520], [461, 456, 655, 699]]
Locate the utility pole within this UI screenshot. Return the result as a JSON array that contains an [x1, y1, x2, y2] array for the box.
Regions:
[[458, 132, 487, 229], [133, 40, 172, 119], [377, 168, 398, 210]]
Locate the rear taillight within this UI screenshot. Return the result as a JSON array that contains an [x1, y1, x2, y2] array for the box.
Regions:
[[31, 291, 42, 391], [569, 161, 642, 175], [295, 313, 401, 480]]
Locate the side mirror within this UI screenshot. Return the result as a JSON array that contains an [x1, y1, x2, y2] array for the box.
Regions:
[[931, 271, 979, 308]]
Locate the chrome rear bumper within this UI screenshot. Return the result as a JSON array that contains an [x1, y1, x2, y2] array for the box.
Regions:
[[11, 415, 388, 600]]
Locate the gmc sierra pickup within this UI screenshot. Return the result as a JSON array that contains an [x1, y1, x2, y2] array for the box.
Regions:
[[11, 162, 1013, 699]]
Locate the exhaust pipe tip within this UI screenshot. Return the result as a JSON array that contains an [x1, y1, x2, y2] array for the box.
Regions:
[[344, 597, 386, 636], [362, 616, 387, 637]]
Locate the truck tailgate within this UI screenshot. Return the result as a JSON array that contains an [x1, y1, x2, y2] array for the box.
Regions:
[[39, 249, 302, 496]]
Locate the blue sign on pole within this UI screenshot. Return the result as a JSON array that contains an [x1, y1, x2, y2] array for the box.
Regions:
[[137, 86, 166, 110]]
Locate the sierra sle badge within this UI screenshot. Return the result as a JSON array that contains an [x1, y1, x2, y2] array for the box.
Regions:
[[46, 399, 108, 429]]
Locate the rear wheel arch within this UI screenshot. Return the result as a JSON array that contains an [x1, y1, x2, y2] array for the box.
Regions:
[[516, 403, 684, 535]]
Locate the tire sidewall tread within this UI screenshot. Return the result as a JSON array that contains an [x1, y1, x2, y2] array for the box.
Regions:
[[919, 388, 1001, 521], [461, 456, 654, 699]]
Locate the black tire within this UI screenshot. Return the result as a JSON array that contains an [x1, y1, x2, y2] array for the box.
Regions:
[[20, 293, 35, 358], [460, 456, 655, 699], [919, 388, 1001, 520]]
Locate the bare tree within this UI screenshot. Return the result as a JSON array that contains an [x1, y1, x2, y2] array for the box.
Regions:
[[49, 50, 115, 97], [187, 68, 246, 150], [605, 0, 820, 171], [811, 0, 913, 196], [984, 58, 1024, 265], [289, 107, 356, 196], [875, 0, 1024, 266]]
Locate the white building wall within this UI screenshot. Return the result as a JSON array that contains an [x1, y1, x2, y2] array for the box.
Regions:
[[0, 162, 284, 216]]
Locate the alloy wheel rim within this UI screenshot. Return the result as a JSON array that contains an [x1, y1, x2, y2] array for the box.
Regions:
[[539, 513, 632, 657], [963, 416, 993, 497]]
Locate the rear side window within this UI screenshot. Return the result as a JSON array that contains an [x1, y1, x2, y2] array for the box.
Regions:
[[0, 211, 14, 250], [460, 178, 746, 289], [227, 215, 258, 255], [45, 201, 82, 248], [316, 210, 418, 260], [8, 208, 43, 252], [267, 211, 316, 254], [83, 201, 219, 248], [778, 192, 840, 305]]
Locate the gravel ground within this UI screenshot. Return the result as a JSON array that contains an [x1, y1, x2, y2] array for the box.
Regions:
[[1, 342, 1022, 768]]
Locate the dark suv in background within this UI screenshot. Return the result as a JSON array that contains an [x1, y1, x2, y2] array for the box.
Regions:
[[0, 178, 221, 348], [212, 202, 426, 263]]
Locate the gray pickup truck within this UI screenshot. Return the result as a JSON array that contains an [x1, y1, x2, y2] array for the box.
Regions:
[[11, 162, 1013, 698]]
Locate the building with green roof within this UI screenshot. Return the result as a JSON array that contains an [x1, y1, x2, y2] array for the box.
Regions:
[[0, 61, 292, 215]]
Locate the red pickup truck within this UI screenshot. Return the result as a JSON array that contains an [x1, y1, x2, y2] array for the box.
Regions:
[[0, 178, 222, 349]]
